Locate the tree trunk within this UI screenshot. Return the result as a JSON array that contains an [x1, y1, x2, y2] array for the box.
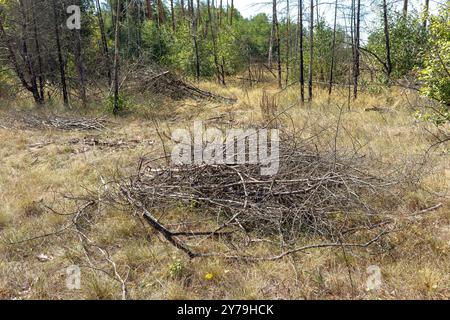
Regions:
[[298, 0, 305, 104], [192, 0, 201, 81], [268, 20, 274, 67], [217, 0, 226, 84], [230, 0, 234, 25], [109, 0, 116, 31], [52, 0, 69, 106], [170, 0, 176, 31], [272, 0, 282, 89], [19, 0, 42, 105], [0, 7, 41, 104], [31, 2, 45, 102], [74, 0, 86, 106], [219, 0, 223, 27], [403, 0, 408, 18], [383, 0, 392, 80], [207, 0, 223, 84], [113, 0, 122, 115], [146, 0, 153, 20], [190, 0, 195, 16], [422, 0, 430, 29], [308, 0, 314, 102], [95, 0, 112, 85], [75, 30, 86, 106], [180, 0, 186, 18], [285, 0, 291, 85], [353, 0, 360, 99], [157, 0, 165, 26], [328, 0, 338, 97], [350, 0, 355, 64]]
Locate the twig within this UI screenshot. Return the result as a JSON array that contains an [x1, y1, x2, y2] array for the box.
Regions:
[[193, 231, 391, 261], [409, 203, 443, 216]]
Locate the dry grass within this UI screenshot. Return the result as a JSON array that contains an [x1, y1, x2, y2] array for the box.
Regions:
[[0, 81, 448, 300]]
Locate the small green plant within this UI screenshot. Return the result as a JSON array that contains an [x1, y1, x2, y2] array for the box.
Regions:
[[415, 108, 450, 127], [190, 200, 200, 209], [168, 260, 185, 278], [105, 94, 128, 115]]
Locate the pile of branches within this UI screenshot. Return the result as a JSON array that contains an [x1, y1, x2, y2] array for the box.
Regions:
[[115, 141, 402, 259], [15, 114, 110, 131], [127, 69, 236, 103]]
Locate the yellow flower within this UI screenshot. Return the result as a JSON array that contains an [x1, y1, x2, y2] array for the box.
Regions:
[[205, 273, 214, 281]]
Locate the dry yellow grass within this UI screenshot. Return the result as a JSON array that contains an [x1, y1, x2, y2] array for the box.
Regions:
[[0, 81, 448, 300]]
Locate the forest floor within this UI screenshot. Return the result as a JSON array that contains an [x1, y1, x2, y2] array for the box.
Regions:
[[0, 80, 449, 299]]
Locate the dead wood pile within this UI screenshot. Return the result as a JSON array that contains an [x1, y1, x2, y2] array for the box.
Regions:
[[112, 139, 402, 259], [27, 136, 153, 153], [127, 69, 237, 103], [2, 113, 110, 131]]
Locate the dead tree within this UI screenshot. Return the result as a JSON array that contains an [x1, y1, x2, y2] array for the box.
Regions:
[[31, 1, 45, 102], [383, 0, 392, 80], [328, 0, 338, 97], [308, 0, 314, 102], [74, 0, 86, 106], [192, 0, 201, 81], [207, 0, 223, 85], [353, 0, 361, 99], [285, 0, 291, 85], [74, 29, 86, 106], [271, 0, 282, 89], [113, 0, 121, 115], [298, 0, 305, 104], [217, 0, 226, 83], [18, 0, 41, 104], [276, 1, 282, 89], [52, 0, 69, 106], [95, 0, 112, 85], [0, 6, 42, 104]]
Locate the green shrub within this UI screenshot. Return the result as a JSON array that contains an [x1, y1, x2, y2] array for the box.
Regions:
[[105, 94, 128, 115], [419, 2, 450, 106], [418, 1, 450, 125]]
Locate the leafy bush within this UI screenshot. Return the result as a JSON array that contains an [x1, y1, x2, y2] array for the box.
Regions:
[[140, 13, 270, 79], [419, 1, 450, 111], [105, 94, 128, 115], [367, 11, 428, 80]]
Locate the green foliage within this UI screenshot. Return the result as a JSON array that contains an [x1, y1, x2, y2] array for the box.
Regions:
[[140, 13, 271, 78], [368, 11, 428, 80], [415, 108, 450, 127], [142, 21, 170, 62], [310, 19, 348, 82], [105, 94, 128, 115], [168, 260, 186, 278], [419, 1, 450, 114], [1, 0, 446, 109], [159, 23, 194, 71], [234, 13, 272, 62]]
